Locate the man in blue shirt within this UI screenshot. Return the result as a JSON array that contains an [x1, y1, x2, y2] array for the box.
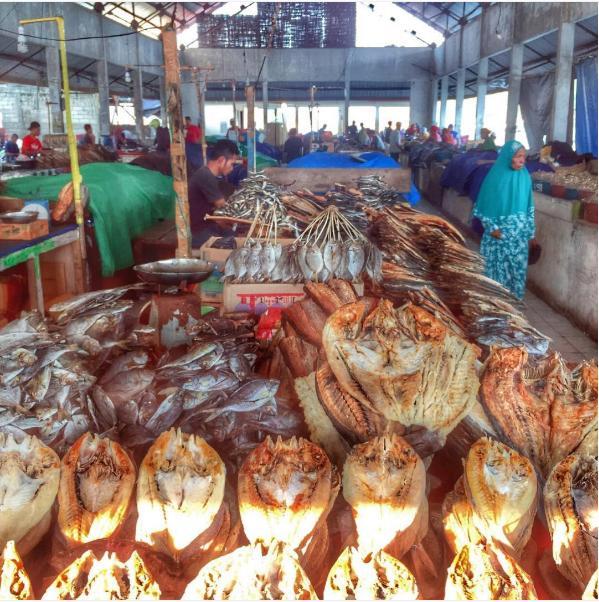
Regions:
[[4, 134, 19, 163]]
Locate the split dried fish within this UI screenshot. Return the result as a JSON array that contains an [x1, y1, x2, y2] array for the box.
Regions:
[[0, 433, 60, 556], [181, 540, 316, 600], [445, 542, 538, 600], [342, 434, 427, 558], [0, 541, 33, 600], [57, 433, 135, 545], [544, 454, 598, 590], [41, 550, 160, 600], [136, 428, 226, 560], [324, 547, 419, 601]]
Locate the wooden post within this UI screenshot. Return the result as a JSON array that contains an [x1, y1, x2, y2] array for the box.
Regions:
[[246, 84, 256, 173], [162, 27, 192, 258]]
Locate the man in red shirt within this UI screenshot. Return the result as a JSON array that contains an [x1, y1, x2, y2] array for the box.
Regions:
[[21, 121, 44, 157], [185, 116, 202, 144]]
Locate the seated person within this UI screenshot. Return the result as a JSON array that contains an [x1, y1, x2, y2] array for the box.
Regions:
[[283, 128, 303, 163], [4, 134, 19, 162]]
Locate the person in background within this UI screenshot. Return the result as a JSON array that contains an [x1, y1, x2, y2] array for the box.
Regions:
[[21, 121, 43, 157], [473, 140, 535, 299], [154, 125, 171, 153], [188, 139, 240, 248], [358, 123, 370, 146], [318, 124, 327, 143], [477, 128, 497, 151], [80, 123, 96, 147], [383, 121, 393, 144], [185, 116, 202, 145], [283, 128, 303, 164], [226, 119, 240, 143], [429, 125, 442, 143], [442, 127, 457, 145], [388, 121, 403, 162], [185, 116, 203, 173], [347, 120, 358, 140], [4, 134, 19, 162], [448, 123, 459, 143]]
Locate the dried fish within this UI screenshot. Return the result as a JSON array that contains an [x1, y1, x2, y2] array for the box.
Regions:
[[0, 541, 33, 600]]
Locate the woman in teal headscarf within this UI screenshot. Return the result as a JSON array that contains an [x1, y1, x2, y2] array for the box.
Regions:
[[472, 140, 535, 299]]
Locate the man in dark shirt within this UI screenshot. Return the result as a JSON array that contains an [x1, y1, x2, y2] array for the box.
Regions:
[[4, 134, 19, 162], [283, 128, 303, 164], [188, 139, 240, 247]]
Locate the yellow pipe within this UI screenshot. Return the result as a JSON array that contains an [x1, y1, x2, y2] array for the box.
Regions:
[[20, 17, 87, 267]]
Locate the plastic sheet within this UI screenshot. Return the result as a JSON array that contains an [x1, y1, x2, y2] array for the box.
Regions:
[[575, 57, 598, 157]]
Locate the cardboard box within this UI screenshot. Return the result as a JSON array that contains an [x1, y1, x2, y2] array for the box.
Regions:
[[223, 281, 364, 314], [199, 237, 297, 272], [198, 271, 224, 305], [0, 196, 24, 213], [0, 220, 49, 241]]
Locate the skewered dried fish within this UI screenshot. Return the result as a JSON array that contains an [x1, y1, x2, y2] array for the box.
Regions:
[[57, 433, 135, 545], [442, 476, 484, 554], [342, 435, 427, 557], [0, 433, 60, 555], [41, 550, 160, 600], [181, 541, 317, 600], [464, 438, 537, 557], [544, 454, 598, 590], [480, 348, 597, 476], [445, 542, 538, 600], [238, 436, 338, 552], [136, 428, 226, 560], [322, 299, 479, 450], [0, 541, 33, 600], [324, 547, 419, 600]]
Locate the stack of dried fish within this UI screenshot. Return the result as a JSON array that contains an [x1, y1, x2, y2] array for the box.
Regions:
[[0, 541, 33, 600], [442, 438, 539, 600], [214, 173, 304, 231], [544, 454, 598, 593], [480, 347, 598, 477], [368, 206, 551, 355]]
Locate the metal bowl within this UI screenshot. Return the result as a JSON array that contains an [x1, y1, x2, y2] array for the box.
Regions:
[[0, 211, 39, 224], [133, 258, 215, 285]]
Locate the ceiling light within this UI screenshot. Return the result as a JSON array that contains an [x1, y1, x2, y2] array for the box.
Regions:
[[17, 26, 28, 54], [124, 68, 132, 84]]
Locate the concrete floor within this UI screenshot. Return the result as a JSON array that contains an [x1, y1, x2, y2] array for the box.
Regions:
[[418, 199, 598, 362]]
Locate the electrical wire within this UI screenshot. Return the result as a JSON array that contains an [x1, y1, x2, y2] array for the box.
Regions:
[[0, 24, 157, 42]]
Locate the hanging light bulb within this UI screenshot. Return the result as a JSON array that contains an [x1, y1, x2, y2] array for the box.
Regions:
[[124, 68, 132, 84], [17, 26, 28, 54]]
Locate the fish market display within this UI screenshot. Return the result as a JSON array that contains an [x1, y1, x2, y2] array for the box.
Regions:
[[0, 433, 60, 556], [41, 550, 161, 600], [323, 547, 419, 601], [57, 433, 135, 545], [342, 435, 427, 558], [0, 541, 33, 600], [458, 437, 537, 557], [214, 173, 302, 230], [445, 542, 538, 600], [480, 347, 598, 476], [136, 428, 228, 560], [238, 436, 339, 568], [181, 541, 317, 600], [321, 299, 479, 453], [368, 206, 550, 354], [544, 454, 598, 591]]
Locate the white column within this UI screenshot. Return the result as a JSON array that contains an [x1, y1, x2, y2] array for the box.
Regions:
[[475, 57, 488, 139], [440, 76, 449, 127], [343, 51, 352, 131], [505, 43, 523, 142], [96, 11, 110, 137], [132, 33, 144, 142], [262, 56, 268, 128], [375, 105, 380, 133], [159, 76, 167, 125], [45, 46, 64, 134], [454, 68, 465, 134], [431, 78, 439, 125], [550, 22, 575, 142]]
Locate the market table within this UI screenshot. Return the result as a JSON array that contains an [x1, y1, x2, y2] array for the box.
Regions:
[[0, 223, 84, 313]]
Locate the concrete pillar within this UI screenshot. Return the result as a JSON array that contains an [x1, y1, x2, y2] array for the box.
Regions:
[[343, 52, 352, 131], [132, 34, 144, 142], [431, 78, 439, 125], [45, 45, 64, 134], [505, 43, 523, 142], [375, 106, 380, 133], [409, 79, 433, 127], [475, 57, 488, 139], [440, 76, 449, 127], [295, 105, 299, 130], [262, 56, 268, 128], [180, 69, 198, 124], [454, 68, 465, 134], [96, 11, 110, 137], [550, 22, 575, 142]]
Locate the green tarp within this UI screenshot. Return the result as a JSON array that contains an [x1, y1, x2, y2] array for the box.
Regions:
[[4, 163, 174, 277]]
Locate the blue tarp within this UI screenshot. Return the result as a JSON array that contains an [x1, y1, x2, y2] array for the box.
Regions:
[[288, 151, 420, 205], [440, 150, 498, 196], [575, 57, 598, 157]]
